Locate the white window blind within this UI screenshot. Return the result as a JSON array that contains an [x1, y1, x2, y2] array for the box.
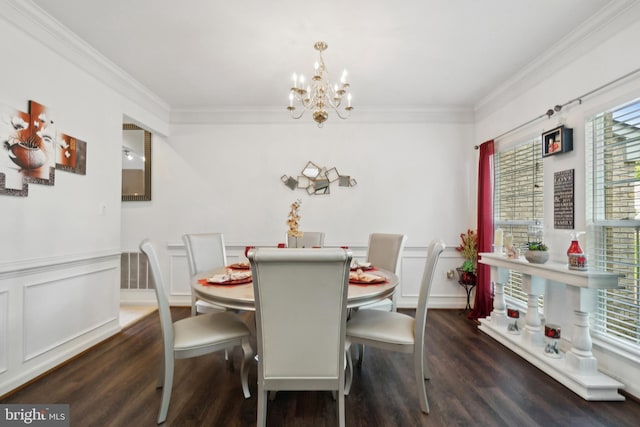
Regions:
[[494, 138, 544, 306], [586, 98, 640, 346]]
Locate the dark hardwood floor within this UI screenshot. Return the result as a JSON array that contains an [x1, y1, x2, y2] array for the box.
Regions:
[[3, 308, 640, 426]]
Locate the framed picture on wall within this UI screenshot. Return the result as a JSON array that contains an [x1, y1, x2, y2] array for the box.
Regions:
[[542, 125, 573, 157]]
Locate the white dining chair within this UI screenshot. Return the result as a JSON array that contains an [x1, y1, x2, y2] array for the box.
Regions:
[[345, 239, 445, 414], [361, 233, 407, 312], [286, 231, 325, 248], [248, 247, 351, 427], [140, 239, 253, 424], [352, 233, 407, 365], [183, 233, 228, 315]]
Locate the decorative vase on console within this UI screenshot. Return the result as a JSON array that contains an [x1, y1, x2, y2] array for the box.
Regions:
[[524, 241, 549, 264]]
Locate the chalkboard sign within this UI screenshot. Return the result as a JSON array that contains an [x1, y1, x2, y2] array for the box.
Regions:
[[554, 169, 574, 229]]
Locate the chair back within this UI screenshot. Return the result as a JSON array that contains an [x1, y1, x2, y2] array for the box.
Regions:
[[140, 239, 174, 357], [287, 231, 325, 248], [414, 239, 445, 347], [249, 248, 351, 390], [183, 233, 227, 276], [366, 233, 407, 274]]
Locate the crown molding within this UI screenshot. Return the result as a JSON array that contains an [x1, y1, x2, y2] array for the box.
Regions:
[[474, 0, 640, 121], [170, 106, 475, 125], [1, 0, 170, 124]]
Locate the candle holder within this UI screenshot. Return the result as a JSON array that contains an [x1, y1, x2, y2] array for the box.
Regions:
[[544, 324, 562, 358], [507, 308, 520, 334]]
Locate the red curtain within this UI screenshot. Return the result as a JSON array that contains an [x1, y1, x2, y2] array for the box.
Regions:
[[469, 140, 494, 320]]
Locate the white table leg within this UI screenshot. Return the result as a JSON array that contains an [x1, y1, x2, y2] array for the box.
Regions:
[[489, 265, 508, 327], [566, 310, 598, 374], [520, 274, 545, 346]]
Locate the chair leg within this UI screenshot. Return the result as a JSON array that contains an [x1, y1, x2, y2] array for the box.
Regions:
[[345, 346, 354, 395], [414, 348, 430, 414], [424, 360, 431, 381], [226, 348, 234, 371], [156, 350, 165, 388], [356, 344, 365, 367], [337, 385, 346, 427], [391, 291, 398, 312], [257, 386, 268, 427], [157, 355, 174, 424], [240, 338, 253, 398]]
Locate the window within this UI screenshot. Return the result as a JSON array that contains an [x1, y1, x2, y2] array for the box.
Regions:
[[494, 138, 544, 306], [586, 99, 640, 347]]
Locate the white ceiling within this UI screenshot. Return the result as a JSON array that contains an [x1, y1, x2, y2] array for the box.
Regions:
[[31, 0, 609, 112]]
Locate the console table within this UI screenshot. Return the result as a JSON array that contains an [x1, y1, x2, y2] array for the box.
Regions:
[[478, 252, 625, 401]]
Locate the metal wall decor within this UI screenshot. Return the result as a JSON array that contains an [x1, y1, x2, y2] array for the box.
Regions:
[[281, 161, 356, 195]]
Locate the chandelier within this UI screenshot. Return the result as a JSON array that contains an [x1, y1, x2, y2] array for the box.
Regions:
[[287, 41, 353, 127]]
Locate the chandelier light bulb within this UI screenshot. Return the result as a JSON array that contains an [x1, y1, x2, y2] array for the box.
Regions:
[[341, 69, 348, 83], [286, 41, 354, 127]]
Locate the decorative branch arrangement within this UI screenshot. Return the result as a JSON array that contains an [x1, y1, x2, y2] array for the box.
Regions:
[[286, 199, 302, 237]]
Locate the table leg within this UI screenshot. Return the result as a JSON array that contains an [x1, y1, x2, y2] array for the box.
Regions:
[[489, 265, 508, 327], [566, 310, 598, 374], [520, 274, 545, 346]]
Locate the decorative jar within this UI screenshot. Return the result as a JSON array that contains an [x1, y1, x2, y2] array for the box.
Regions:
[[507, 308, 520, 334], [544, 324, 562, 358]]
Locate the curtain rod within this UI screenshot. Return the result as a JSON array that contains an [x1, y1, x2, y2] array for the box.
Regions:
[[474, 67, 640, 149]]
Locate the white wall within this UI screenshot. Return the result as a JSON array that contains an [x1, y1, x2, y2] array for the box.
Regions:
[[0, 1, 165, 396], [475, 9, 640, 400], [121, 120, 477, 308]]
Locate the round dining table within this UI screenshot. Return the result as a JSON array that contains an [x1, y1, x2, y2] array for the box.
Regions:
[[192, 266, 399, 311]]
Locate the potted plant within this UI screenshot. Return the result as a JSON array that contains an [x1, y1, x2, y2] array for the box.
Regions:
[[456, 229, 478, 285], [525, 241, 549, 264]]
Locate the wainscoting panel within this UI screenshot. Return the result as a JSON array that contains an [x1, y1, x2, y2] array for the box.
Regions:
[[0, 290, 7, 374], [23, 266, 119, 361], [0, 252, 120, 397], [396, 246, 469, 309], [169, 253, 190, 297]]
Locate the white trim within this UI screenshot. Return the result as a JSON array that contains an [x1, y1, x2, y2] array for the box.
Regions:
[[475, 0, 640, 120], [1, 0, 170, 124], [0, 251, 121, 277]]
